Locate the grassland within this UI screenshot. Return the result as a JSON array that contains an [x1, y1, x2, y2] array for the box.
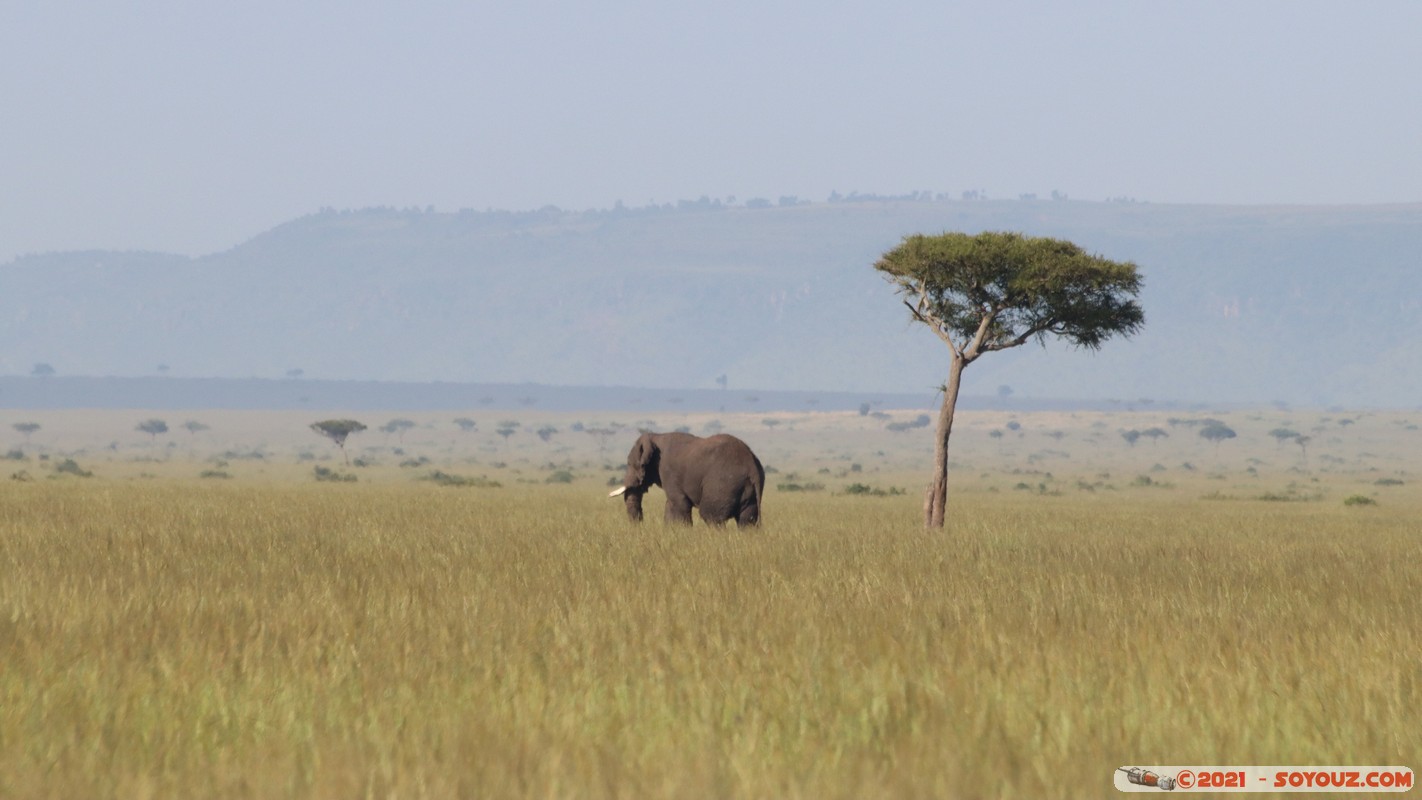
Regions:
[[0, 406, 1419, 797]]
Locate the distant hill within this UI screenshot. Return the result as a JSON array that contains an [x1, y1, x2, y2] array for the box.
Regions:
[[3, 199, 1420, 408]]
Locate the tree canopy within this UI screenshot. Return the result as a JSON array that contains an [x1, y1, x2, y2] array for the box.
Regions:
[[875, 231, 1144, 362]]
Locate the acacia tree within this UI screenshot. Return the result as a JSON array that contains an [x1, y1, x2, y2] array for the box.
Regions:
[[875, 231, 1144, 528], [310, 419, 367, 464], [13, 422, 40, 443], [136, 419, 169, 442]]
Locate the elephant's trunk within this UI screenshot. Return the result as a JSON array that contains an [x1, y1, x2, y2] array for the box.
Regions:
[[623, 489, 644, 522]]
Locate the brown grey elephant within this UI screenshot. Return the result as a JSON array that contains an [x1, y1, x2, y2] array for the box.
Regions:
[[608, 432, 764, 526]]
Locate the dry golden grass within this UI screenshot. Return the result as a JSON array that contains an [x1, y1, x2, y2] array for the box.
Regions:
[[1, 475, 1418, 798]]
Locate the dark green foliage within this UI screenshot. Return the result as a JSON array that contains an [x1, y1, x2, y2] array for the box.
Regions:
[[875, 231, 1144, 355], [842, 483, 906, 496], [1200, 423, 1237, 445], [1269, 427, 1300, 444], [421, 470, 500, 488], [310, 419, 367, 446], [380, 418, 416, 439], [1343, 495, 1377, 506], [312, 465, 357, 482], [777, 482, 826, 492], [136, 419, 168, 439], [885, 414, 931, 432], [545, 470, 575, 483], [199, 470, 231, 479], [53, 459, 93, 478]]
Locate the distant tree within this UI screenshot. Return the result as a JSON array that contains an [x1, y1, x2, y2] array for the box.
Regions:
[[875, 231, 1144, 527], [310, 419, 366, 464], [536, 425, 558, 443], [12, 422, 40, 443], [1121, 429, 1141, 447], [1005, 420, 1022, 433], [886, 414, 933, 433], [453, 417, 477, 433], [997, 384, 1014, 399], [30, 363, 55, 377], [989, 429, 1004, 452], [1141, 427, 1169, 445], [136, 419, 169, 441], [761, 418, 782, 429], [496, 421, 520, 443], [1268, 427, 1300, 447], [715, 374, 728, 390], [858, 402, 872, 417], [1199, 422, 1237, 454], [1295, 434, 1312, 461], [380, 418, 416, 443]]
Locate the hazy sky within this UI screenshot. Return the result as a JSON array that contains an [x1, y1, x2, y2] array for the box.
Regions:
[[3, 0, 1420, 263]]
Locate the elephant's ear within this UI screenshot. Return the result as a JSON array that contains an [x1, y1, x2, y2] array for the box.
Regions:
[[627, 433, 656, 487]]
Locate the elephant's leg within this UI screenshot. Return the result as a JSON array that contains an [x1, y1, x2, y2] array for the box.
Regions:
[[663, 493, 694, 525], [736, 503, 760, 527]]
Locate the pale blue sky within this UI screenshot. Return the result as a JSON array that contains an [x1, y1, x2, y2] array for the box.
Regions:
[[3, 0, 1419, 262]]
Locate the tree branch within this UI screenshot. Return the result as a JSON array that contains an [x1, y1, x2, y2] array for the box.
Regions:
[[962, 310, 999, 362], [902, 296, 963, 358], [979, 320, 1054, 353]]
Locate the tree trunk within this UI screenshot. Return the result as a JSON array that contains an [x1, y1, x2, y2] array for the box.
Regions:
[[924, 355, 966, 528]]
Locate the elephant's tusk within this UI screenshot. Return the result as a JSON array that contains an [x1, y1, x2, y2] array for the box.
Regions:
[[608, 486, 627, 497]]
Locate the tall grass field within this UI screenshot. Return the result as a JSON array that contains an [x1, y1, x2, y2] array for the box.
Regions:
[[0, 408, 1418, 797]]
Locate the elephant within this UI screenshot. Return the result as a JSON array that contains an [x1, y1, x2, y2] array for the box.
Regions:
[[608, 432, 764, 526]]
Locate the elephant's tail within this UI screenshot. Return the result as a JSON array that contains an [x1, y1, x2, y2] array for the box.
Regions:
[[753, 457, 765, 523]]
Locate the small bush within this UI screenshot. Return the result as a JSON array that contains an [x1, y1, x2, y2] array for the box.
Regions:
[[842, 483, 905, 497], [313, 466, 357, 483], [1255, 491, 1321, 502], [53, 459, 93, 478], [199, 470, 232, 480], [1343, 495, 1377, 507], [545, 470, 575, 484], [421, 470, 500, 488], [4, 450, 25, 461], [1373, 478, 1404, 486], [400, 457, 431, 468], [777, 482, 826, 492]]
